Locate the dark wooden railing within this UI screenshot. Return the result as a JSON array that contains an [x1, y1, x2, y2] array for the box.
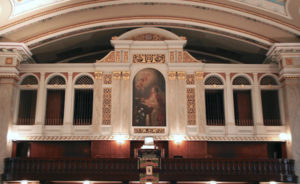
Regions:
[[2, 158, 297, 183]]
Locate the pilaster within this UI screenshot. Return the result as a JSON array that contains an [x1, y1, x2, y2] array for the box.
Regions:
[[225, 72, 235, 134], [111, 71, 122, 134], [177, 72, 187, 135], [120, 71, 130, 134], [92, 72, 103, 134], [252, 73, 264, 134], [266, 43, 300, 179], [62, 72, 73, 135], [0, 42, 32, 179], [167, 71, 177, 135], [195, 71, 205, 134]]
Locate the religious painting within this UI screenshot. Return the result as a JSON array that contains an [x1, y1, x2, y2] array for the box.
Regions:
[[133, 68, 166, 126]]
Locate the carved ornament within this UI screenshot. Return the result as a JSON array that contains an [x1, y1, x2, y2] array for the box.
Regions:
[[168, 71, 176, 80], [113, 72, 121, 80], [195, 71, 204, 80], [128, 33, 168, 41], [133, 54, 165, 63], [134, 128, 165, 134], [122, 71, 130, 80], [94, 72, 103, 80], [177, 71, 186, 80]]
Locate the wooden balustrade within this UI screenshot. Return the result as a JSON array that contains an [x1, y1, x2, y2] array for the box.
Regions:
[[2, 158, 297, 183]]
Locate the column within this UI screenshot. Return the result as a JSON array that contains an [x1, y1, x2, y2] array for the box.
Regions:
[[0, 43, 33, 180], [35, 72, 46, 125], [120, 71, 130, 134], [224, 72, 235, 134], [167, 71, 177, 135], [92, 72, 103, 134], [176, 72, 186, 135], [111, 71, 121, 134], [195, 71, 205, 134], [63, 72, 73, 134], [252, 73, 264, 134], [266, 43, 300, 179]]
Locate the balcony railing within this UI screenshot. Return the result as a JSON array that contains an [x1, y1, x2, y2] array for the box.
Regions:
[[2, 158, 297, 183]]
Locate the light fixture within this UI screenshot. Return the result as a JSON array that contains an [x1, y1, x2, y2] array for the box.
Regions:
[[279, 133, 290, 141], [114, 134, 126, 144], [173, 135, 184, 144], [141, 136, 155, 149], [21, 180, 28, 184], [7, 130, 21, 141], [269, 181, 277, 184], [209, 181, 217, 184], [83, 180, 90, 184], [145, 182, 152, 184]]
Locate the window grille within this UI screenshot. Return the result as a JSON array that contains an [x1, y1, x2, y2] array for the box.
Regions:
[[260, 76, 278, 85], [75, 76, 94, 85], [48, 76, 66, 85], [205, 76, 223, 85], [21, 76, 38, 85], [17, 90, 37, 125], [261, 90, 281, 126], [233, 76, 250, 85], [205, 90, 225, 126], [73, 89, 93, 125]]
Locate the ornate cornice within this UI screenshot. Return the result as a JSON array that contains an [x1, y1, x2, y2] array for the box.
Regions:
[[14, 135, 283, 142], [0, 42, 34, 63], [265, 43, 300, 64]]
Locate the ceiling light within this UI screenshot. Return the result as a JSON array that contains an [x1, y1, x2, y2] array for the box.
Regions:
[[173, 135, 184, 144], [114, 134, 126, 144], [21, 180, 28, 184], [209, 181, 217, 184], [279, 133, 290, 141], [83, 180, 90, 184]]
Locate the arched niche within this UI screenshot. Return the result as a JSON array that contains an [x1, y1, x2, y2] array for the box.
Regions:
[[132, 68, 166, 127]]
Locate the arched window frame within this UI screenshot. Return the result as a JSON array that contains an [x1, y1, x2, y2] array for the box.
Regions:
[[45, 74, 67, 125], [204, 74, 225, 126], [259, 74, 282, 126], [72, 74, 95, 126], [231, 74, 254, 126], [16, 74, 39, 125]]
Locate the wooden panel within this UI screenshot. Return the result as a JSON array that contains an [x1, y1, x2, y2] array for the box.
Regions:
[[168, 141, 207, 158], [91, 140, 130, 158], [207, 142, 268, 159]]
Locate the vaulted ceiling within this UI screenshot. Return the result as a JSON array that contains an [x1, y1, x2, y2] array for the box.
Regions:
[[0, 0, 299, 64]]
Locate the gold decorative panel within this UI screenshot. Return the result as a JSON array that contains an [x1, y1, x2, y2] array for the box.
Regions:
[[103, 74, 112, 84], [102, 88, 112, 125], [177, 72, 186, 80], [134, 128, 165, 134], [183, 51, 198, 63], [133, 54, 165, 63], [128, 33, 168, 41], [94, 72, 103, 80], [168, 71, 176, 80], [186, 74, 195, 85], [122, 71, 130, 80], [5, 57, 13, 65], [195, 71, 204, 80], [98, 51, 115, 63], [113, 72, 121, 80], [187, 88, 196, 125]]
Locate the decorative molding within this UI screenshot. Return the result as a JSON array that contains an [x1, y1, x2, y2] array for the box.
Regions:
[[177, 71, 186, 80], [122, 71, 130, 80], [265, 43, 300, 64], [97, 51, 115, 63], [0, 42, 34, 63], [183, 51, 199, 63], [195, 71, 204, 80], [133, 54, 165, 63], [178, 51, 183, 63], [168, 71, 176, 80], [127, 33, 168, 41], [170, 51, 175, 63], [102, 88, 112, 125], [94, 71, 103, 80], [186, 74, 195, 85], [124, 51, 129, 63], [112, 71, 121, 80], [187, 88, 196, 125], [0, 73, 20, 81], [13, 135, 282, 142], [103, 74, 112, 84], [134, 128, 165, 134], [116, 51, 121, 63], [5, 57, 13, 65]]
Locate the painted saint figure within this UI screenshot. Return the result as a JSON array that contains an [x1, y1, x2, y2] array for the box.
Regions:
[[133, 68, 166, 126]]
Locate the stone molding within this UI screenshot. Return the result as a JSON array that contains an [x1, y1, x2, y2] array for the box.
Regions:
[[0, 42, 33, 63], [265, 43, 300, 64]]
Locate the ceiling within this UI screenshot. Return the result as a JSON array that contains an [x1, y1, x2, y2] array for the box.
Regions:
[[0, 0, 299, 64]]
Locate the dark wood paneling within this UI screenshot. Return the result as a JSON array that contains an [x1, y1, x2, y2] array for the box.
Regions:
[[169, 141, 207, 158], [91, 140, 130, 158], [207, 142, 268, 159]]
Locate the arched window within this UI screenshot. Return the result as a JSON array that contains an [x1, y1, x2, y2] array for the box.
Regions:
[[204, 75, 225, 126], [260, 76, 281, 126], [232, 75, 253, 126], [45, 75, 66, 125], [73, 75, 94, 125], [17, 75, 38, 125]]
